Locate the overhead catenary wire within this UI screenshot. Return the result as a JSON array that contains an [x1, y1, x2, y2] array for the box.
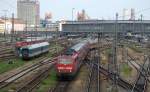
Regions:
[[107, 8, 150, 20]]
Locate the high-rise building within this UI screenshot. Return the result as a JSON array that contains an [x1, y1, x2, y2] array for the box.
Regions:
[[17, 0, 40, 27]]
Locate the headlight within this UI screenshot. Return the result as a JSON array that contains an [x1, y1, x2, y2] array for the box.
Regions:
[[66, 67, 73, 70], [58, 67, 64, 69]]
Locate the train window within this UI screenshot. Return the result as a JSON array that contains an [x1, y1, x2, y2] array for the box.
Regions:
[[59, 58, 72, 64], [41, 47, 43, 51], [65, 49, 75, 55], [29, 49, 32, 54], [22, 49, 29, 56]]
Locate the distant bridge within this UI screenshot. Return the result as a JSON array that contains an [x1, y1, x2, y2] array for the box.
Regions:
[[61, 20, 150, 33]]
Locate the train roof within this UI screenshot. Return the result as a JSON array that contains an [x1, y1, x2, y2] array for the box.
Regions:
[[58, 55, 72, 59], [21, 42, 49, 50], [64, 40, 89, 55], [71, 42, 87, 52]]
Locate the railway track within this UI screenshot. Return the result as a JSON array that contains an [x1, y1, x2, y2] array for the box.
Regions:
[[0, 54, 15, 59], [15, 62, 54, 92], [0, 57, 52, 89], [0, 47, 12, 51], [84, 49, 99, 92], [86, 61, 141, 92], [0, 50, 13, 54], [49, 81, 70, 92], [0, 52, 15, 60], [127, 54, 149, 92], [0, 45, 15, 60], [85, 60, 98, 92], [128, 54, 150, 81]]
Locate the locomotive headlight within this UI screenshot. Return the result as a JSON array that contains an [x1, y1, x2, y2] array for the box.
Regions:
[[58, 67, 64, 69], [66, 67, 72, 70]]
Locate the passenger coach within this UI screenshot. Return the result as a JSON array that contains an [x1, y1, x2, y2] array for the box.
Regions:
[[20, 42, 49, 59]]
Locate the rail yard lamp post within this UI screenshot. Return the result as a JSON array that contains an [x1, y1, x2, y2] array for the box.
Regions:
[[112, 13, 119, 92], [3, 10, 8, 41], [98, 32, 101, 92], [71, 8, 75, 33], [11, 13, 14, 43], [72, 8, 75, 22]]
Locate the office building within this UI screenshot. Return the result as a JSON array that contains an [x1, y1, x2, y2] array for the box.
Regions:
[[17, 0, 40, 27]]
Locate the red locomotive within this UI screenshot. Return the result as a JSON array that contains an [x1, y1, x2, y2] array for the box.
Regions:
[[55, 41, 90, 78]]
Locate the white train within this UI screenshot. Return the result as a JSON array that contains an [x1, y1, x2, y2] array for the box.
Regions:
[[20, 42, 49, 59]]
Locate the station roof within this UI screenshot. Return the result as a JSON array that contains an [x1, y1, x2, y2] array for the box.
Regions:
[[63, 20, 150, 24]]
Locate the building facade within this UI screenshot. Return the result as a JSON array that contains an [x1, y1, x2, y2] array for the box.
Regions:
[[0, 20, 5, 33], [0, 19, 25, 34], [17, 0, 40, 27]]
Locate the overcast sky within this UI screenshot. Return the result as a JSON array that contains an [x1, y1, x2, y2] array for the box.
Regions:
[[0, 0, 150, 21]]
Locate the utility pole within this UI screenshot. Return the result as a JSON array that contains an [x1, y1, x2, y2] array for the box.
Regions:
[[141, 14, 144, 37], [25, 20, 27, 37], [72, 8, 75, 22], [45, 20, 48, 39], [34, 3, 38, 41], [140, 14, 143, 21], [97, 33, 100, 92], [71, 8, 75, 36], [112, 13, 118, 92], [11, 13, 14, 42], [3, 10, 8, 41], [35, 14, 38, 40]]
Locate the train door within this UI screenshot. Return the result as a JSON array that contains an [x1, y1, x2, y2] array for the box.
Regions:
[[21, 49, 29, 59]]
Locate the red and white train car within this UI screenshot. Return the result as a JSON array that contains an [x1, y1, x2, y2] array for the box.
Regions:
[[15, 40, 46, 56], [15, 40, 45, 48], [55, 41, 90, 78]]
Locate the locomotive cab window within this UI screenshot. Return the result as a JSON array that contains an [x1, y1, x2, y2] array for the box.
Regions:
[[59, 58, 72, 64], [65, 49, 76, 55]]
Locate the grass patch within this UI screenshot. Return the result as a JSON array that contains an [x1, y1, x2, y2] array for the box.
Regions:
[[128, 45, 143, 53], [105, 48, 113, 55], [0, 59, 25, 74], [120, 63, 132, 76], [36, 70, 57, 92]]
